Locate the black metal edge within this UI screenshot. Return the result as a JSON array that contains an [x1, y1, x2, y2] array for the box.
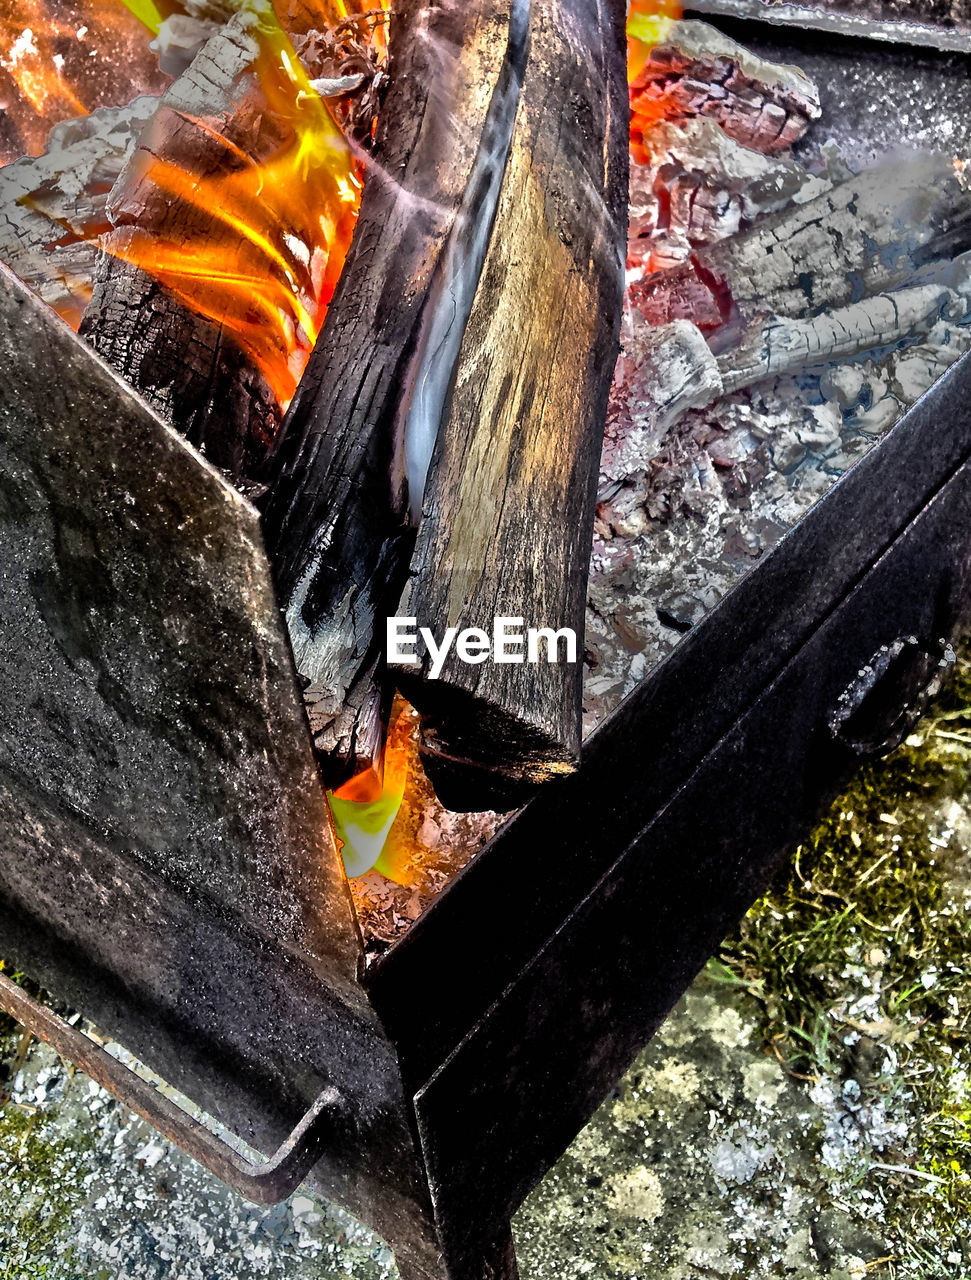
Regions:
[[687, 0, 971, 53], [0, 262, 364, 985], [0, 816, 439, 1269], [414, 436, 971, 1271], [368, 348, 971, 1088]]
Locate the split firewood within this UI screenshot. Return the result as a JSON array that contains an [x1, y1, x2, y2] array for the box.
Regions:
[[629, 18, 821, 161], [718, 283, 964, 395], [260, 0, 527, 786], [632, 153, 971, 331], [0, 99, 156, 327], [388, 0, 629, 811]]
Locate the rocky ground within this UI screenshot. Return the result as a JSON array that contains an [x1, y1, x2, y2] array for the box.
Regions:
[[3, 657, 970, 1279]]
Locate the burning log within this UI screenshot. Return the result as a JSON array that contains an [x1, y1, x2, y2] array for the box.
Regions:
[[629, 18, 821, 159], [261, 0, 529, 785], [79, 8, 364, 492], [0, 98, 156, 327], [389, 0, 630, 811], [79, 16, 283, 489]]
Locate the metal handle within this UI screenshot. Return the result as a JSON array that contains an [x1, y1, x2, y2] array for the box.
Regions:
[[829, 635, 956, 759], [0, 969, 339, 1204]]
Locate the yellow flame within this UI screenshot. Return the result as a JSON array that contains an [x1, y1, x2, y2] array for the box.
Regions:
[[105, 0, 368, 406], [627, 0, 680, 81], [627, 0, 684, 165], [328, 709, 411, 880], [118, 0, 165, 36]]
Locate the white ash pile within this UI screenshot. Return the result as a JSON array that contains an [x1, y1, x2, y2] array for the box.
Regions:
[[0, 100, 158, 325], [583, 19, 971, 732]]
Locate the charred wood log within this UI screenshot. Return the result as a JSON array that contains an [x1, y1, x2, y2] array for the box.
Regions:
[[629, 18, 821, 159], [703, 152, 971, 324], [261, 0, 528, 785], [389, 0, 630, 811], [79, 17, 284, 490], [718, 283, 964, 395], [604, 283, 966, 486]]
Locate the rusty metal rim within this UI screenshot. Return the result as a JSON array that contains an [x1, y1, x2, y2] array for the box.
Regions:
[[0, 969, 338, 1204]]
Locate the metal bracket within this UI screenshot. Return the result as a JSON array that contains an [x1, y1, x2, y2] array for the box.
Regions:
[[829, 635, 956, 759], [0, 969, 339, 1204]]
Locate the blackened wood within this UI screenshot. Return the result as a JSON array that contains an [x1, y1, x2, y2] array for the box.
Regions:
[[261, 0, 520, 785], [631, 152, 971, 330], [79, 18, 284, 490], [390, 0, 630, 811]]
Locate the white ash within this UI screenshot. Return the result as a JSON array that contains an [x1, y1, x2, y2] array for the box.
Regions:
[[584, 320, 971, 734], [583, 26, 971, 736], [602, 318, 723, 481], [0, 98, 158, 322], [629, 116, 818, 273]]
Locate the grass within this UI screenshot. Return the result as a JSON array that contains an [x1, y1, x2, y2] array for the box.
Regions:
[[717, 651, 971, 1274], [0, 1104, 84, 1278]]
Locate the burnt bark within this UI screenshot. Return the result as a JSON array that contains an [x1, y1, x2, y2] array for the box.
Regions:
[[0, 99, 156, 327], [390, 0, 630, 811], [79, 18, 285, 490], [261, 0, 522, 785]]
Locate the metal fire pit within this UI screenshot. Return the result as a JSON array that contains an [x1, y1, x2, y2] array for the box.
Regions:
[[3, 11, 971, 1280]]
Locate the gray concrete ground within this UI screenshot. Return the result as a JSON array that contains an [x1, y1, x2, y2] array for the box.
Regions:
[[0, 972, 936, 1279]]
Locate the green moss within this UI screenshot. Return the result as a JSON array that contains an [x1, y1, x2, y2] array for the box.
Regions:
[[717, 653, 971, 1274], [0, 1100, 84, 1278]]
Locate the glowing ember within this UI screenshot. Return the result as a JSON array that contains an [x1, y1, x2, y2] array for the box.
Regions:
[[328, 702, 411, 880], [0, 0, 169, 164], [628, 0, 683, 165]]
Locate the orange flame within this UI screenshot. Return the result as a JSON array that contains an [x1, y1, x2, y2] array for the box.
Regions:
[[328, 702, 412, 881], [0, 0, 170, 164], [104, 0, 378, 407], [628, 0, 683, 166]]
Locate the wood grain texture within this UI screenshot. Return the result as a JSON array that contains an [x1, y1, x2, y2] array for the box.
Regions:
[[261, 0, 518, 784], [392, 0, 630, 811]]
